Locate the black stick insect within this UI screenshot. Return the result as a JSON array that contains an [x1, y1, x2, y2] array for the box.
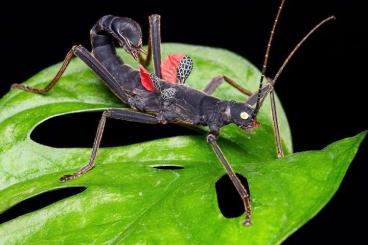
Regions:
[[11, 0, 335, 225]]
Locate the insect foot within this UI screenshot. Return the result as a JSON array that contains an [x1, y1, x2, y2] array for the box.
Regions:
[[207, 132, 253, 225], [243, 205, 252, 226], [59, 173, 80, 183]]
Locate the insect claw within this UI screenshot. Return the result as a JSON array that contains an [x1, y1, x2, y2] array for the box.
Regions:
[[59, 175, 70, 182], [243, 207, 252, 226], [59, 174, 77, 182], [243, 217, 252, 226]]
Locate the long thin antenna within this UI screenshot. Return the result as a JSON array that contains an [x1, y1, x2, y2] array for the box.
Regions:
[[261, 16, 335, 158], [252, 0, 286, 118], [248, 15, 337, 105], [272, 15, 336, 85]]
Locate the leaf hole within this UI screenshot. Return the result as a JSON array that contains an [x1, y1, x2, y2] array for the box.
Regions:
[[151, 164, 184, 170], [30, 111, 202, 148], [215, 173, 250, 218], [0, 186, 86, 224]]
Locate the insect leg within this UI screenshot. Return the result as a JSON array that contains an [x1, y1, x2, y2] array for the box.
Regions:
[[207, 134, 252, 226], [246, 80, 284, 158], [203, 75, 253, 96], [269, 90, 284, 158], [205, 74, 282, 159], [247, 80, 284, 159], [13, 45, 130, 103], [60, 109, 159, 182], [11, 48, 75, 94], [70, 45, 129, 102]]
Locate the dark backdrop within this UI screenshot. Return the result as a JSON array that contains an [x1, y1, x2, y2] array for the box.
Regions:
[[0, 0, 366, 244]]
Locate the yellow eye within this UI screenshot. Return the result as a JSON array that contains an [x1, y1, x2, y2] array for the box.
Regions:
[[240, 111, 249, 120]]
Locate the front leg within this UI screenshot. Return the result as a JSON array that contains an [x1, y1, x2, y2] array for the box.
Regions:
[[207, 133, 252, 226], [60, 109, 160, 182], [205, 75, 284, 159], [203, 75, 253, 96]]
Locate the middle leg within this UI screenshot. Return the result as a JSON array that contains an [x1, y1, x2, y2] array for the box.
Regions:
[[60, 109, 160, 182]]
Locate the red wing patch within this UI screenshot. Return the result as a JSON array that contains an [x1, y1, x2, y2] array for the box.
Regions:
[[139, 65, 154, 92], [161, 53, 184, 83]]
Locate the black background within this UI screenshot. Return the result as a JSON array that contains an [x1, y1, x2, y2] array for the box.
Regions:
[[0, 0, 366, 244]]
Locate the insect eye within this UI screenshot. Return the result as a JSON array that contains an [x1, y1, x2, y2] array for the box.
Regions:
[[240, 111, 249, 120]]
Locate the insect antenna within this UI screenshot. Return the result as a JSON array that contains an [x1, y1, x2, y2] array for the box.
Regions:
[[252, 0, 286, 119], [255, 15, 337, 108], [251, 15, 336, 158], [271, 16, 336, 87]]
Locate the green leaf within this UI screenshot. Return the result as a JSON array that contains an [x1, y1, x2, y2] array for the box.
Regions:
[[0, 43, 364, 244]]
